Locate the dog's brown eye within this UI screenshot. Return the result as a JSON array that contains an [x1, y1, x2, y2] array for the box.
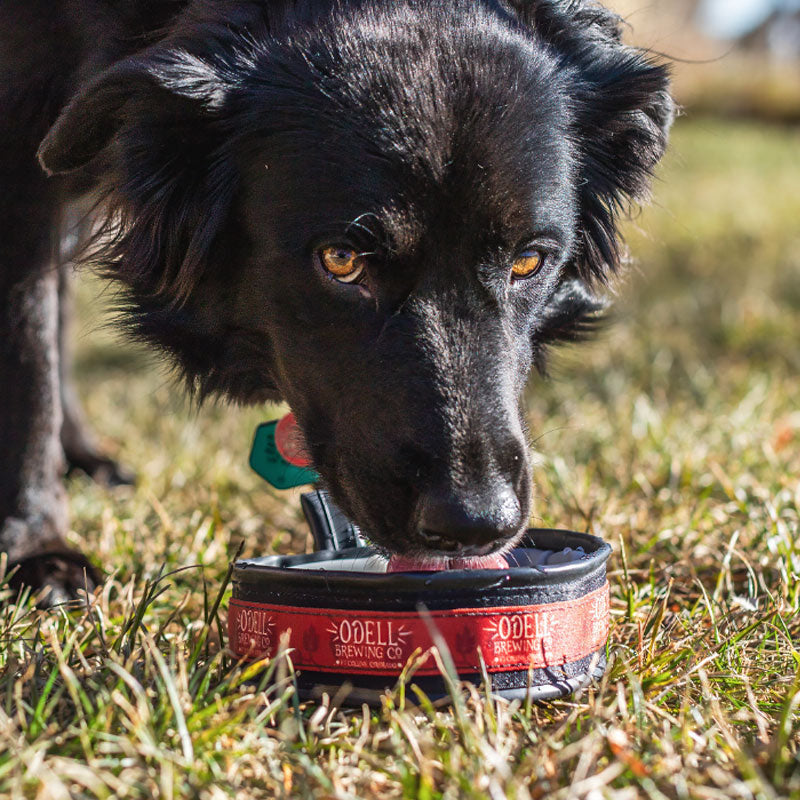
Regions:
[[319, 246, 365, 283], [511, 250, 543, 280]]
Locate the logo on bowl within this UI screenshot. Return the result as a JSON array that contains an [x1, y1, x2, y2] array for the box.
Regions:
[[327, 618, 412, 670], [484, 611, 553, 659], [236, 608, 275, 655], [588, 590, 610, 642]]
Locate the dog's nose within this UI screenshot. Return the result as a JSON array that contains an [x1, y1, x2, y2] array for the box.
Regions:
[[417, 483, 523, 550]]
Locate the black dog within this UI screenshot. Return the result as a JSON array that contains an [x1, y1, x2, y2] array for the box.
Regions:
[[0, 0, 673, 601]]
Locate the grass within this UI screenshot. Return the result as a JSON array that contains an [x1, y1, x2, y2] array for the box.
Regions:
[[2, 116, 799, 798]]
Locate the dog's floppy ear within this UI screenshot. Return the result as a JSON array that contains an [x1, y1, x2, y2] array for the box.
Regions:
[[510, 0, 675, 284], [38, 50, 232, 175], [38, 59, 166, 176], [38, 49, 237, 303]]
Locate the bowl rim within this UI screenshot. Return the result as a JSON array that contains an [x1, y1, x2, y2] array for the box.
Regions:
[[232, 528, 612, 592]]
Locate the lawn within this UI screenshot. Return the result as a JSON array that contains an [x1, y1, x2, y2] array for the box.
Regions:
[[1, 117, 799, 799]]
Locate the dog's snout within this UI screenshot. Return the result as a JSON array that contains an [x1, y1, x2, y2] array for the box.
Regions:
[[417, 482, 523, 550]]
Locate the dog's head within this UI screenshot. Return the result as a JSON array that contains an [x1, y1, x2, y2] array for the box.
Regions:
[[39, 0, 673, 560]]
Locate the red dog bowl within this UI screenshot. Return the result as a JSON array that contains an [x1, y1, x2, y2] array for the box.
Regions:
[[228, 528, 612, 705]]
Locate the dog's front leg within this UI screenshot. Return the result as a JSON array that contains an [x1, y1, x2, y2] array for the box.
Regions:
[[58, 236, 135, 488], [0, 165, 99, 606]]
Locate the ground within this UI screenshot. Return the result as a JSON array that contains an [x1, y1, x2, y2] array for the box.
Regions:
[[1, 117, 799, 799]]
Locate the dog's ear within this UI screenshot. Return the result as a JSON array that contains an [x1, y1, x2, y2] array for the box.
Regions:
[[38, 58, 163, 175], [38, 50, 232, 175], [509, 0, 675, 284], [38, 49, 237, 303]]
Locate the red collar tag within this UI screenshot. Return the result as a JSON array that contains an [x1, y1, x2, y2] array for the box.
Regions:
[[249, 413, 318, 489]]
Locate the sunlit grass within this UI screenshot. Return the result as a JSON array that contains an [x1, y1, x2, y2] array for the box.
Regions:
[[1, 117, 799, 798]]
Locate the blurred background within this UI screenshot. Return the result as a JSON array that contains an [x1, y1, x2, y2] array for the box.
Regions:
[[613, 0, 800, 121], [68, 0, 799, 577]]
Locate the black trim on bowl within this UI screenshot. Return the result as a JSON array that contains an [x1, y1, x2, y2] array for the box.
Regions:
[[231, 529, 612, 612], [290, 651, 607, 705]]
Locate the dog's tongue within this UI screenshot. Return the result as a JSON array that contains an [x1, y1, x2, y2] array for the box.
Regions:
[[387, 554, 509, 572]]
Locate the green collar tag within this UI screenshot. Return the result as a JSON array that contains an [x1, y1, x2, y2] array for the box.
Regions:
[[249, 420, 319, 490]]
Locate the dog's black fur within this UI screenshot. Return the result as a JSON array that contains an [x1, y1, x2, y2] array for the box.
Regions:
[[0, 0, 673, 600]]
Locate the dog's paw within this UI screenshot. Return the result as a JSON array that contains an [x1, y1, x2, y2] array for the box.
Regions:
[[65, 450, 136, 488], [7, 549, 101, 608]]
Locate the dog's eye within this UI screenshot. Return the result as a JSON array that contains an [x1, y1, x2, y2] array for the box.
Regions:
[[511, 250, 544, 280], [319, 246, 365, 283]]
